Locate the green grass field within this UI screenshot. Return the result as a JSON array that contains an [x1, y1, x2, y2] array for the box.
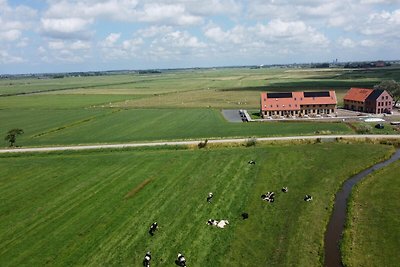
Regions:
[[0, 143, 393, 266], [1, 108, 352, 147], [342, 159, 400, 267], [2, 67, 399, 148]]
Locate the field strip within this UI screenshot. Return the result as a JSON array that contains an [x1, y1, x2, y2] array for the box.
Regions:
[[1, 134, 399, 153]]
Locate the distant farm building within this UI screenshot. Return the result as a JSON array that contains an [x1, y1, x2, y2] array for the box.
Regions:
[[343, 88, 393, 114], [260, 91, 337, 118]]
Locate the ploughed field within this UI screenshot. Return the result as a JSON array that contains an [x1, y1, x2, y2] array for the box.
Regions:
[[0, 143, 393, 266]]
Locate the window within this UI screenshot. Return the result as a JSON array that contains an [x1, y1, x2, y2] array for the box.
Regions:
[[386, 96, 388, 99]]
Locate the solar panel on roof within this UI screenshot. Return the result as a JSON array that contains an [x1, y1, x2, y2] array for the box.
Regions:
[[303, 91, 330, 97], [267, 92, 292, 98]]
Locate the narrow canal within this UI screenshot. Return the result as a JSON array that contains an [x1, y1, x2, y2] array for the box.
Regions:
[[324, 148, 400, 267]]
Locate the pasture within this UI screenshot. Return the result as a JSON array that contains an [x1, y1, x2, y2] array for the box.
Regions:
[[4, 67, 399, 148], [342, 159, 400, 267], [1, 108, 351, 147], [0, 143, 393, 266]]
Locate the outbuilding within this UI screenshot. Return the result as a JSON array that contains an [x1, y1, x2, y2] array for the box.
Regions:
[[343, 88, 393, 114]]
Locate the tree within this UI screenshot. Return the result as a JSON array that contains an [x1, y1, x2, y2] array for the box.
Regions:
[[374, 80, 400, 107], [4, 128, 24, 147]]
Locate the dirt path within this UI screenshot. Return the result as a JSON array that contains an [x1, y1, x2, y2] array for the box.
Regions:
[[1, 135, 399, 154]]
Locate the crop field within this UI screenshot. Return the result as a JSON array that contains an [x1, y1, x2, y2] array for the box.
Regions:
[[342, 159, 400, 267], [0, 143, 393, 266], [1, 67, 399, 148]]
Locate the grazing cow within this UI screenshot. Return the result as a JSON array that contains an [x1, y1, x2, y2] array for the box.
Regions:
[[207, 192, 213, 203], [241, 212, 249, 220], [282, 187, 288, 193], [176, 253, 187, 267], [143, 252, 151, 267], [149, 222, 158, 236], [304, 195, 313, 201], [248, 160, 256, 165]]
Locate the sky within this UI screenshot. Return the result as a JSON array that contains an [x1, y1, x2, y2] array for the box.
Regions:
[[1, 0, 400, 74]]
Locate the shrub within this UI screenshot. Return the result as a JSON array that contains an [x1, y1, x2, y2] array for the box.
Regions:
[[245, 138, 257, 147], [356, 124, 373, 134]]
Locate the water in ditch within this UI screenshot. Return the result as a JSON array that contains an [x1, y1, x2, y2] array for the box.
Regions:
[[324, 148, 400, 267]]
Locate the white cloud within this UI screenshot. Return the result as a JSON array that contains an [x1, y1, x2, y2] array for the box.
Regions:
[[0, 30, 22, 42], [0, 50, 24, 64], [101, 33, 121, 47], [40, 17, 93, 39], [361, 9, 400, 36], [338, 38, 357, 48]]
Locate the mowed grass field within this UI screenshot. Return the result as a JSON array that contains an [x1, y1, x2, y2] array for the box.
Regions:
[[0, 143, 393, 266], [342, 159, 400, 267], [2, 67, 400, 148], [1, 108, 351, 147]]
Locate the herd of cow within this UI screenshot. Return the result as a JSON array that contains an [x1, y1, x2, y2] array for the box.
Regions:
[[142, 160, 313, 266]]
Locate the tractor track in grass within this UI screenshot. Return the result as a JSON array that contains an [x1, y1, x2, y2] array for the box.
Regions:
[[1, 134, 399, 154]]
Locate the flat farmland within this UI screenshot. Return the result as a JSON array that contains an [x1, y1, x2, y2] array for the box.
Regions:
[[2, 67, 399, 148], [0, 143, 393, 266], [1, 108, 351, 147]]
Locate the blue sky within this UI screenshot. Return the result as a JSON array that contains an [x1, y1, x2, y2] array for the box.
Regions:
[[1, 0, 400, 74]]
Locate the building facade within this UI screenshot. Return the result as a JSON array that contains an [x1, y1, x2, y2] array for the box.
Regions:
[[343, 88, 393, 114], [260, 91, 337, 118]]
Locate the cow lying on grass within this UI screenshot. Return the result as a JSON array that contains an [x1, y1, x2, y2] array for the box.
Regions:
[[304, 195, 313, 201], [207, 219, 229, 228], [261, 192, 275, 202]]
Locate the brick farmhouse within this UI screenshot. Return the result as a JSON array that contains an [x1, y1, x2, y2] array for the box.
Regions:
[[260, 91, 337, 118], [343, 88, 393, 114]]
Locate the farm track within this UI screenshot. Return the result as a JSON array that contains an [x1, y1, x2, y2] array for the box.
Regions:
[[1, 134, 399, 153]]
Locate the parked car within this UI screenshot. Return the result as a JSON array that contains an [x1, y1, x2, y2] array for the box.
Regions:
[[375, 123, 384, 129]]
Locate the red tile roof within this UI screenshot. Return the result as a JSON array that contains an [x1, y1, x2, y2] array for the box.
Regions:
[[343, 88, 373, 102], [260, 91, 337, 111]]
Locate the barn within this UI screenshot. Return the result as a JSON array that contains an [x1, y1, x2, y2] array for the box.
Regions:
[[343, 88, 393, 114]]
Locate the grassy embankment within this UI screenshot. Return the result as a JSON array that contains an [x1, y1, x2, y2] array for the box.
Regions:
[[0, 143, 393, 266], [342, 159, 400, 267]]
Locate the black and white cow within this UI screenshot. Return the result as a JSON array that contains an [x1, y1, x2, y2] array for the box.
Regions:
[[261, 191, 275, 202], [148, 222, 158, 236], [207, 192, 213, 203], [176, 253, 187, 267], [282, 187, 288, 193], [143, 252, 151, 267], [304, 195, 313, 201]]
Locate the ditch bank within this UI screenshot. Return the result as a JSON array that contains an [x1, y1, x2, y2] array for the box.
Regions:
[[324, 148, 400, 267]]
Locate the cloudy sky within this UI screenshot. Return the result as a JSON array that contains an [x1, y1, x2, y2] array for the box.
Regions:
[[1, 0, 400, 74]]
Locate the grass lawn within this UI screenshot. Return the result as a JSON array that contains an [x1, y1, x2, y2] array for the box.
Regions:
[[342, 159, 400, 267], [1, 108, 352, 147], [0, 143, 393, 266]]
